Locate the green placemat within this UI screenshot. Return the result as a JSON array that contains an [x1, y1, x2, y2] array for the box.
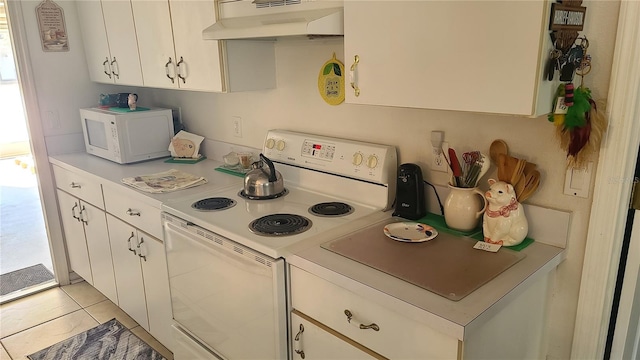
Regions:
[[215, 166, 246, 178], [414, 212, 482, 238], [413, 213, 534, 251], [108, 106, 151, 112], [164, 156, 207, 164]]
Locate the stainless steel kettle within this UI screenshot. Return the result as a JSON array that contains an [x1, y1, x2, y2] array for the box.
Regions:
[[243, 154, 284, 198]]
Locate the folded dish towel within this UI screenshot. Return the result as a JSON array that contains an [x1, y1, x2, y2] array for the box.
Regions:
[[122, 169, 207, 193]]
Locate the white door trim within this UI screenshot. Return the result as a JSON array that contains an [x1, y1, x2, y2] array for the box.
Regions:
[[5, 0, 70, 285], [571, 1, 640, 358]]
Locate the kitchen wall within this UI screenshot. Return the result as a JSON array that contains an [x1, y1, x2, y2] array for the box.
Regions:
[[13, 0, 621, 359]]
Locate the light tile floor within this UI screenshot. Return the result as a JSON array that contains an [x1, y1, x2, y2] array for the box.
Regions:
[[0, 282, 173, 360]]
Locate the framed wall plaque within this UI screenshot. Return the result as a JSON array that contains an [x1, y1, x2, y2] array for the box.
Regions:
[[36, 0, 69, 52]]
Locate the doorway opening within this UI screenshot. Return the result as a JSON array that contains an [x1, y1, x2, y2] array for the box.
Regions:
[[0, 0, 55, 301]]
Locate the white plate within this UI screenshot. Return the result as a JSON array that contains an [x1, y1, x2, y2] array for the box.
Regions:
[[383, 222, 438, 243]]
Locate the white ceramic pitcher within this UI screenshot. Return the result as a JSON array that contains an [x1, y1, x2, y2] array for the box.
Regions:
[[444, 185, 488, 232]]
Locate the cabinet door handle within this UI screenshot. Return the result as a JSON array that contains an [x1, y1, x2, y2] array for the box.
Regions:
[[71, 203, 80, 221], [110, 57, 119, 79], [165, 57, 175, 83], [79, 205, 88, 225], [344, 309, 380, 331], [127, 232, 137, 255], [293, 323, 305, 359], [137, 237, 147, 261], [126, 208, 141, 216], [70, 182, 81, 189], [349, 55, 360, 97], [177, 56, 186, 84], [103, 57, 112, 79]]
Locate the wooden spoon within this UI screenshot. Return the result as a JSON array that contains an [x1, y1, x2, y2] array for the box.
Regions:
[[497, 153, 509, 182], [519, 170, 540, 202], [489, 140, 509, 164], [510, 158, 526, 186]]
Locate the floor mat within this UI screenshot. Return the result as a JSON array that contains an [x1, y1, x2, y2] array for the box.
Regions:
[[0, 263, 54, 296], [27, 318, 166, 360]]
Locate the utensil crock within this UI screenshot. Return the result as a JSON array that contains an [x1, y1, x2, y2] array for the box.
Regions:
[[443, 185, 488, 232]]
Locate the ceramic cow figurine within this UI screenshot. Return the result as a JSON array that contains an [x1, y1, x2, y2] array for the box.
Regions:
[[483, 179, 528, 246]]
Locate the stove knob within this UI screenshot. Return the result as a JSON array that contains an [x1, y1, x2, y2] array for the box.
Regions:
[[276, 140, 286, 151], [367, 155, 378, 169], [352, 152, 363, 166], [266, 138, 275, 149]]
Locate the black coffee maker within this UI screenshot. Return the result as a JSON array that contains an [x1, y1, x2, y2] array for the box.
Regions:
[[392, 163, 427, 220]]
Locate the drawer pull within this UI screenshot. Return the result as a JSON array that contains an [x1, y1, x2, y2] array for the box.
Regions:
[[127, 232, 137, 255], [293, 323, 305, 359], [126, 208, 141, 216], [70, 182, 81, 189], [344, 309, 380, 331]]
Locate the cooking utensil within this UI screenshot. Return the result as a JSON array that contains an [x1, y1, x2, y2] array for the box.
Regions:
[[475, 153, 490, 186], [497, 153, 509, 182], [510, 157, 526, 186], [449, 148, 463, 186], [243, 153, 285, 198], [489, 140, 509, 164], [518, 170, 540, 202]]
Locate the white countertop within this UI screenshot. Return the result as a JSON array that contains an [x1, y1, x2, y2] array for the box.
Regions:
[[287, 212, 565, 341], [50, 152, 566, 342], [49, 153, 245, 208]]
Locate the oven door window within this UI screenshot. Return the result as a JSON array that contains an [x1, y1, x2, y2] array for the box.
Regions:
[[164, 221, 284, 360]]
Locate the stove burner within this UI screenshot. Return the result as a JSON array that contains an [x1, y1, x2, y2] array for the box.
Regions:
[[249, 214, 312, 237], [309, 202, 354, 217], [191, 197, 237, 211], [239, 189, 289, 200]]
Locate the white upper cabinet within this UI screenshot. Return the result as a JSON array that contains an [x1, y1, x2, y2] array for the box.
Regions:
[[76, 0, 143, 86], [131, 0, 275, 92], [132, 0, 224, 92], [75, 0, 112, 83], [344, 1, 556, 117]]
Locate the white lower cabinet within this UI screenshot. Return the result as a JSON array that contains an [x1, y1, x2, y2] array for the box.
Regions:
[[57, 189, 118, 304], [57, 190, 93, 285], [290, 266, 460, 359], [291, 311, 379, 360], [107, 214, 173, 350]]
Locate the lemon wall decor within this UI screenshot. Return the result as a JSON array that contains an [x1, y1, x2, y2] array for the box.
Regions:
[[318, 53, 345, 105]]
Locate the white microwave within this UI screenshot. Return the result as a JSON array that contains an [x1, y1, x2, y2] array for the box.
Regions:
[[80, 107, 174, 164]]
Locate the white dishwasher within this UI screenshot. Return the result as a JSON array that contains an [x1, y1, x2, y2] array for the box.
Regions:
[[164, 215, 287, 360]]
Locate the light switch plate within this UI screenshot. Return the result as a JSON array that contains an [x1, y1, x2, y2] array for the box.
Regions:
[[564, 162, 593, 198]]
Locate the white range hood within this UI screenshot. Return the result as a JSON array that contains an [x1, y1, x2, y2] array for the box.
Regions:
[[203, 0, 344, 40]]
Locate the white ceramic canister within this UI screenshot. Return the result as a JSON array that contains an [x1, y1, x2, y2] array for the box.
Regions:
[[444, 185, 488, 232]]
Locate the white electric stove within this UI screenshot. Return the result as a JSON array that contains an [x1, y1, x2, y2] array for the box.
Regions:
[[162, 130, 397, 360]]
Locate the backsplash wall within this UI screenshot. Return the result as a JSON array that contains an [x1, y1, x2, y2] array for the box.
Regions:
[[137, 3, 619, 353]]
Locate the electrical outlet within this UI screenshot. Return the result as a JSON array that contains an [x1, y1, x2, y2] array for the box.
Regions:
[[432, 141, 449, 173], [232, 116, 242, 138]]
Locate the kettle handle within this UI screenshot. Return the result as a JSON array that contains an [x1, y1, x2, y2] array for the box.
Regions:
[[260, 153, 278, 182]]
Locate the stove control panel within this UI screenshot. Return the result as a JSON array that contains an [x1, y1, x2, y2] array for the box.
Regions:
[[262, 130, 397, 185]]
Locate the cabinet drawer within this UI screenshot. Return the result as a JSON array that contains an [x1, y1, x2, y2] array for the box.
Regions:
[[103, 185, 162, 239], [53, 165, 104, 209], [291, 266, 459, 359]]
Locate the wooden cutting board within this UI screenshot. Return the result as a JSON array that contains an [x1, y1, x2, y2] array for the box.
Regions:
[[321, 221, 526, 301]]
